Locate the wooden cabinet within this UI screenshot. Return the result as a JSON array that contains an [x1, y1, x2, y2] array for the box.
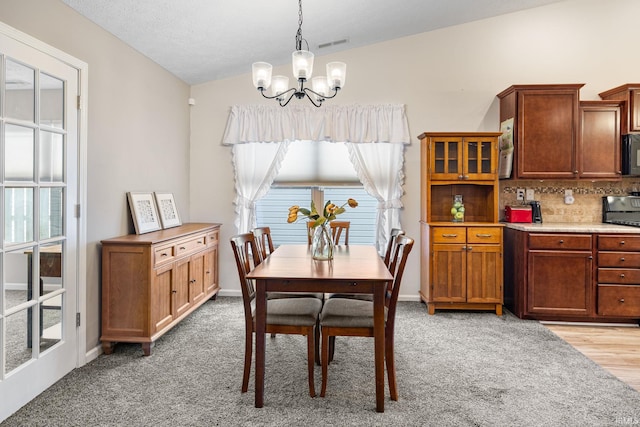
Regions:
[[497, 84, 584, 179], [419, 132, 503, 315], [579, 101, 622, 180], [597, 235, 640, 318], [599, 83, 640, 133], [421, 133, 498, 181], [526, 233, 594, 317], [426, 225, 503, 315], [101, 223, 221, 356], [504, 228, 640, 322]]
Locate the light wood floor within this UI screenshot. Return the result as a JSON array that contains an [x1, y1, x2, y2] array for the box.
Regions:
[[544, 323, 640, 392]]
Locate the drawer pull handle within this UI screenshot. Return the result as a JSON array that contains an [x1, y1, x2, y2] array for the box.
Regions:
[[620, 273, 625, 278], [161, 253, 168, 257], [476, 234, 492, 238], [197, 241, 203, 244], [442, 234, 458, 238], [172, 290, 177, 294], [179, 246, 186, 250], [559, 240, 564, 244], [190, 279, 197, 284], [620, 241, 625, 245], [620, 257, 625, 262], [619, 298, 625, 303]]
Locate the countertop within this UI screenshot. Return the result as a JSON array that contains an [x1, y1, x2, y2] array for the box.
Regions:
[[503, 222, 640, 233]]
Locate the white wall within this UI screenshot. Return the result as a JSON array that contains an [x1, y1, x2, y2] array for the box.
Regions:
[[189, 0, 640, 301], [0, 0, 191, 351]]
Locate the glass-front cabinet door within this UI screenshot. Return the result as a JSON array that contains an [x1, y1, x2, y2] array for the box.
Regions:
[[429, 135, 497, 181], [463, 137, 497, 181], [429, 136, 463, 180]]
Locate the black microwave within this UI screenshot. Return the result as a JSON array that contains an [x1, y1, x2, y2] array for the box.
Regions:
[[622, 134, 640, 176]]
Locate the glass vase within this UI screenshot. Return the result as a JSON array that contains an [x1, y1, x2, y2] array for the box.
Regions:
[[311, 223, 334, 261]]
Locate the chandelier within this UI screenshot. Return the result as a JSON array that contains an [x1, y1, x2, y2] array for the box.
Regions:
[[251, 0, 346, 107]]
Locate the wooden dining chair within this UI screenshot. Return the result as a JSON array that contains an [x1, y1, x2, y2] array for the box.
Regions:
[[230, 233, 323, 397], [319, 234, 414, 399], [253, 226, 325, 303], [383, 228, 405, 268], [329, 221, 350, 245], [252, 226, 275, 262]]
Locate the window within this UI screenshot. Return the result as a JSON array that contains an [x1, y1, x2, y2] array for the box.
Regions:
[[254, 140, 377, 246], [255, 187, 377, 247]]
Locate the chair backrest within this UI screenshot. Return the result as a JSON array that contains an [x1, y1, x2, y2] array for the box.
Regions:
[[252, 226, 274, 263], [385, 235, 414, 327], [329, 221, 350, 245], [230, 233, 260, 321], [383, 228, 405, 268]]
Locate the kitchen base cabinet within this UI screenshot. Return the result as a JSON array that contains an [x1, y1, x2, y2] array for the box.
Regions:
[[597, 235, 640, 318], [422, 224, 503, 316], [101, 223, 221, 356], [504, 228, 640, 323]]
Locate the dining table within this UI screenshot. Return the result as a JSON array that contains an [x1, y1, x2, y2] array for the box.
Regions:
[[246, 244, 394, 412]]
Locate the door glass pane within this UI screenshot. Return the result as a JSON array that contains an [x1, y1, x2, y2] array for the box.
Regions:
[[39, 72, 64, 129], [5, 58, 35, 122], [447, 142, 458, 173], [468, 142, 478, 174], [5, 309, 34, 374], [40, 294, 62, 351], [3, 248, 31, 311], [39, 242, 63, 298], [40, 188, 64, 239], [39, 131, 64, 182], [4, 187, 34, 244], [481, 142, 492, 173], [4, 124, 35, 181], [434, 142, 445, 173]]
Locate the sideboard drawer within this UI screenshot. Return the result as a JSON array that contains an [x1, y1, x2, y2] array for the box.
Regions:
[[467, 227, 501, 244], [154, 244, 174, 266], [175, 234, 207, 257], [598, 252, 640, 268], [598, 268, 640, 284], [597, 284, 640, 317]]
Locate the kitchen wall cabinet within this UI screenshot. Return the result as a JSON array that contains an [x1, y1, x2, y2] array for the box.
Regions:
[[101, 223, 221, 356], [504, 228, 640, 322], [579, 101, 622, 180], [599, 83, 640, 134], [498, 84, 584, 180], [419, 132, 503, 315]]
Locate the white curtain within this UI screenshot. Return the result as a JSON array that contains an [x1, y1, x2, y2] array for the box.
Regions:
[[346, 142, 405, 253], [231, 141, 290, 233], [223, 104, 411, 244]]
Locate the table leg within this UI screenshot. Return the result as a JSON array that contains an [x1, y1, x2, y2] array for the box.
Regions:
[[373, 285, 385, 413], [255, 280, 267, 408]]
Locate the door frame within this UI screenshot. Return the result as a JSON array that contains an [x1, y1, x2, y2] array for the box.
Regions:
[[0, 21, 88, 365]]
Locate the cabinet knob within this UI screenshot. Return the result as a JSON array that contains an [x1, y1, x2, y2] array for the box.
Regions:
[[458, 175, 463, 179], [573, 170, 578, 174], [190, 279, 197, 284], [620, 257, 625, 262], [619, 298, 625, 303], [620, 273, 625, 278], [620, 241, 625, 245], [463, 175, 469, 179], [559, 240, 564, 244], [467, 246, 473, 251]]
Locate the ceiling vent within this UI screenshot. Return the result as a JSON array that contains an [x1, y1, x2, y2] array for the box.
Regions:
[[318, 38, 349, 49]]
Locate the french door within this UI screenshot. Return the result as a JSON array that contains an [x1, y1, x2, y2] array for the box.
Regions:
[[0, 25, 82, 421]]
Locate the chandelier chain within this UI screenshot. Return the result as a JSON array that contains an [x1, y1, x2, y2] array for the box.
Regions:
[[295, 0, 308, 51]]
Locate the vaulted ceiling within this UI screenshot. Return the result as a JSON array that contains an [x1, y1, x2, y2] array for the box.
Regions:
[[61, 0, 565, 85]]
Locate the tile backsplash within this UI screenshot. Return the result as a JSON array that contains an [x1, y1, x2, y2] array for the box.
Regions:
[[500, 178, 640, 223]]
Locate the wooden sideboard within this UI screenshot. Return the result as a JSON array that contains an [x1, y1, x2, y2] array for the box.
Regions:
[[100, 223, 221, 355]]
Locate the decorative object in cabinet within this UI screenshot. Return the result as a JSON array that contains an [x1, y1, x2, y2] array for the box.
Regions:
[[101, 223, 221, 356], [598, 83, 640, 134], [497, 84, 584, 179], [419, 132, 503, 315], [597, 235, 640, 318]]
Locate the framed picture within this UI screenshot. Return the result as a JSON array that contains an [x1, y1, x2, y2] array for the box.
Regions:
[[154, 192, 182, 229], [127, 192, 162, 234]]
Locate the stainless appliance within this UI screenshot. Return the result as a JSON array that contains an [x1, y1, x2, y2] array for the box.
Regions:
[[622, 134, 640, 176], [529, 201, 543, 223], [602, 196, 640, 227]]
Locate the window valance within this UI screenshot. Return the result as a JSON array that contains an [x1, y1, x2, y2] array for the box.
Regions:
[[222, 104, 411, 145]]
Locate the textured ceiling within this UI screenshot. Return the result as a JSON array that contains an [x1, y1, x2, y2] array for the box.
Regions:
[[60, 0, 565, 85]]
